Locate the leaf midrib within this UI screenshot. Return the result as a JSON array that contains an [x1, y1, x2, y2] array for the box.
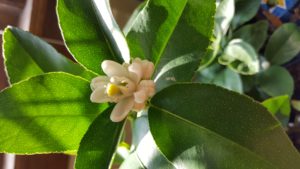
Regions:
[[149, 104, 279, 169], [153, 0, 188, 67]]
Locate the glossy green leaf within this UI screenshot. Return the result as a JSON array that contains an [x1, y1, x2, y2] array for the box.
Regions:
[[149, 83, 300, 169], [0, 72, 107, 154], [91, 0, 130, 63], [198, 23, 223, 70], [3, 26, 96, 84], [231, 0, 261, 29], [133, 113, 174, 169], [119, 152, 145, 169], [172, 146, 208, 169], [262, 95, 290, 116], [195, 64, 243, 93], [292, 100, 300, 111], [154, 53, 205, 92], [215, 0, 235, 35], [233, 20, 269, 51], [265, 23, 300, 65], [257, 66, 294, 97], [126, 0, 215, 91], [57, 0, 115, 74], [219, 39, 259, 75], [75, 106, 124, 169], [123, 2, 146, 35]]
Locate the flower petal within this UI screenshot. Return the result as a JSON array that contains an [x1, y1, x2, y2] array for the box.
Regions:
[[90, 76, 109, 90], [90, 86, 111, 103], [138, 80, 156, 97], [102, 60, 128, 77], [110, 96, 135, 122], [142, 60, 155, 79], [134, 90, 147, 103], [133, 102, 146, 112], [128, 62, 143, 82]]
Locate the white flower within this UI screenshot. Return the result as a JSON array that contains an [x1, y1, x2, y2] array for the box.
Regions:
[[90, 58, 155, 122]]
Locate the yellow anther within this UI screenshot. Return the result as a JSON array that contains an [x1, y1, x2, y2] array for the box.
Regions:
[[106, 83, 121, 97]]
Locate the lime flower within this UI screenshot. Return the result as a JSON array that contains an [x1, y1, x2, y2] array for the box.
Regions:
[[90, 58, 155, 122]]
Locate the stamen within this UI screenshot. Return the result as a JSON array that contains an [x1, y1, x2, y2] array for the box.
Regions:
[[106, 83, 121, 97]]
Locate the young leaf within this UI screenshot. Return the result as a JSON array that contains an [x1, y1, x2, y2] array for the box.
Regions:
[[233, 20, 269, 51], [231, 0, 261, 29], [57, 0, 115, 74], [195, 64, 243, 93], [126, 0, 215, 91], [218, 39, 259, 75], [262, 95, 291, 116], [149, 83, 300, 169], [262, 95, 291, 126], [265, 23, 300, 65], [0, 72, 107, 154], [215, 0, 235, 35], [3, 27, 96, 84], [257, 66, 294, 97], [75, 106, 125, 169]]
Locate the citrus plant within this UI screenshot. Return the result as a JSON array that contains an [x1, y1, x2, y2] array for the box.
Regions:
[[0, 0, 300, 168]]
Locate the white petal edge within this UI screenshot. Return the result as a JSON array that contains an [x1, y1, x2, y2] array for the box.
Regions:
[[110, 96, 135, 122], [142, 61, 155, 79], [102, 60, 129, 77], [91, 76, 109, 90], [90, 86, 112, 103], [128, 62, 143, 82]]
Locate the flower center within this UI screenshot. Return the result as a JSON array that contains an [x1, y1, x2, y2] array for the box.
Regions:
[[106, 83, 121, 97]]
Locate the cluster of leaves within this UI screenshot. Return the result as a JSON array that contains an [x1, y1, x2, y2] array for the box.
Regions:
[[0, 0, 300, 168], [194, 0, 300, 125]]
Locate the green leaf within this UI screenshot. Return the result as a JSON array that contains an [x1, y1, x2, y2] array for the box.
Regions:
[[149, 83, 300, 169], [215, 0, 235, 35], [231, 0, 261, 29], [257, 66, 294, 97], [195, 64, 243, 93], [219, 39, 259, 75], [172, 146, 208, 169], [154, 53, 205, 91], [198, 23, 223, 70], [265, 23, 300, 65], [292, 100, 300, 111], [133, 113, 174, 169], [233, 20, 269, 51], [57, 0, 114, 74], [262, 95, 291, 116], [3, 26, 96, 84], [119, 152, 145, 169], [126, 0, 215, 91], [75, 106, 124, 169], [262, 95, 291, 126], [90, 0, 130, 63], [0, 72, 107, 154], [123, 2, 146, 35]]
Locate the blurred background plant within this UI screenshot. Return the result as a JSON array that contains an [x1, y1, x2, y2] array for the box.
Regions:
[[192, 0, 300, 150]]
